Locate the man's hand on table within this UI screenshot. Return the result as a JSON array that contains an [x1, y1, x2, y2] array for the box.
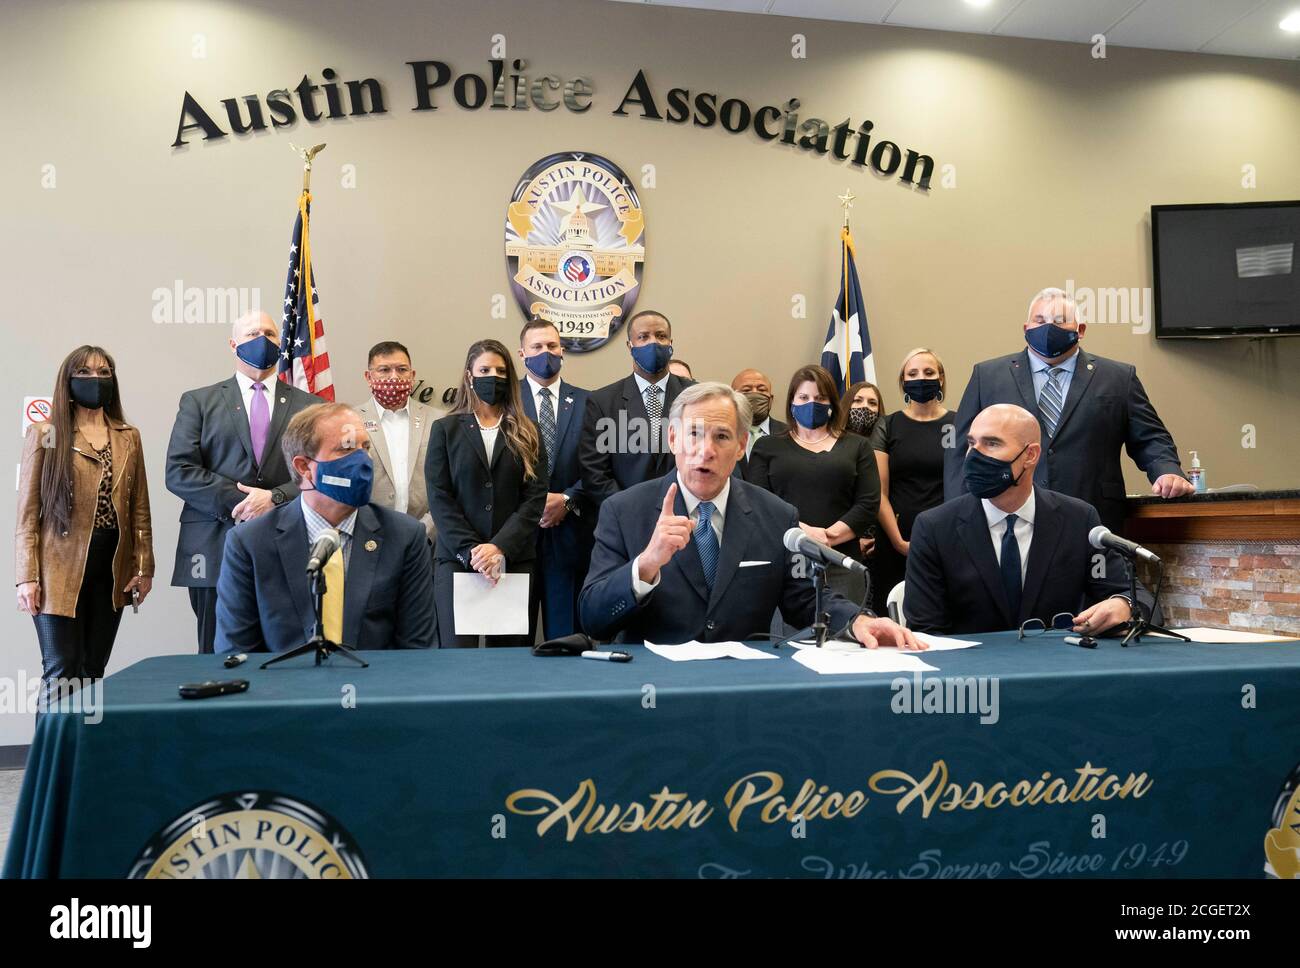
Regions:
[[851, 615, 926, 650]]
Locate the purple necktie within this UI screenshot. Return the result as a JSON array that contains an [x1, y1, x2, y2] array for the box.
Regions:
[[250, 382, 269, 465]]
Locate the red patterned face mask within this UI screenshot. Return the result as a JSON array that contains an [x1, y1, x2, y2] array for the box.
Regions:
[[369, 377, 413, 411]]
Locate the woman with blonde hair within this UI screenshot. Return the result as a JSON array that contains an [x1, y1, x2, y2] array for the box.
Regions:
[[868, 347, 956, 615], [424, 338, 547, 647]]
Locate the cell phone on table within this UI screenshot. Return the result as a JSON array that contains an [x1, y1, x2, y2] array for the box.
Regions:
[[179, 679, 249, 699]]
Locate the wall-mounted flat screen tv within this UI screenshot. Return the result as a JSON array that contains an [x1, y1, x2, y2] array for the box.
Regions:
[[1152, 200, 1299, 339]]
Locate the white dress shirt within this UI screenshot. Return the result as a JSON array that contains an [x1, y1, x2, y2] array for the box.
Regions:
[[373, 396, 411, 513], [234, 370, 276, 427], [631, 475, 730, 600], [634, 371, 670, 404], [981, 487, 1035, 586], [525, 374, 560, 425], [746, 416, 772, 458], [479, 424, 499, 463]]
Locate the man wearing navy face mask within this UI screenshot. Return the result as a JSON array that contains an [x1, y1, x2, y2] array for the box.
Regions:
[[907, 404, 1133, 635], [214, 403, 435, 653], [166, 311, 319, 653], [943, 287, 1192, 533], [579, 309, 693, 504], [517, 318, 593, 638]]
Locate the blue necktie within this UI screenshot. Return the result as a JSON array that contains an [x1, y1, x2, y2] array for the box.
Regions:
[[695, 501, 719, 589], [1000, 513, 1022, 622]]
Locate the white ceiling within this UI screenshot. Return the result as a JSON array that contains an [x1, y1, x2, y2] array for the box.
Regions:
[[608, 0, 1300, 60]]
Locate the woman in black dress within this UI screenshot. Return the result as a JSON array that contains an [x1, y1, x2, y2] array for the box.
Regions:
[[747, 364, 880, 604], [425, 338, 548, 647], [869, 348, 956, 616]]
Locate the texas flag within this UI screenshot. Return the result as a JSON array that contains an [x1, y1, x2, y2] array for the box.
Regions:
[[821, 226, 875, 393]]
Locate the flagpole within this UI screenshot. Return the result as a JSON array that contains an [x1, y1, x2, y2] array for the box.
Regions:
[[837, 189, 856, 389], [289, 144, 325, 391]]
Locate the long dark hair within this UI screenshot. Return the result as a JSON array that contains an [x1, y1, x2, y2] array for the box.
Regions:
[[784, 364, 846, 436], [449, 338, 541, 481], [40, 345, 125, 534]]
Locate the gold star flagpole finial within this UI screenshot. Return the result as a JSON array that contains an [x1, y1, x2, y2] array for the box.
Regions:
[[838, 188, 857, 229]]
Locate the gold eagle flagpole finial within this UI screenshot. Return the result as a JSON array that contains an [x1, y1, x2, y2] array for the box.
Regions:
[[289, 142, 326, 192], [838, 187, 857, 230]]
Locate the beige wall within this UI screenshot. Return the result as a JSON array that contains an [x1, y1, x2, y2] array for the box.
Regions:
[[2, 0, 1298, 742]]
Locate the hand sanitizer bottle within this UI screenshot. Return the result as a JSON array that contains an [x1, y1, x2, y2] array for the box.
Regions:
[[1188, 451, 1206, 493]]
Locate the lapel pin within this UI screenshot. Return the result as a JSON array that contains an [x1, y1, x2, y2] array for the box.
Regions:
[[364, 540, 378, 552], [1087, 364, 1094, 371], [564, 396, 573, 405], [280, 397, 286, 404]]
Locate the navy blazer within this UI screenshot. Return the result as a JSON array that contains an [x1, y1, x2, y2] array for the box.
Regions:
[[904, 488, 1130, 635], [424, 413, 548, 568], [214, 499, 436, 653], [518, 378, 591, 514], [165, 378, 319, 587], [580, 471, 863, 643], [579, 373, 694, 504], [943, 349, 1186, 532]]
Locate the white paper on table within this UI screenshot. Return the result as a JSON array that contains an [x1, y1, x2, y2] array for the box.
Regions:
[[644, 641, 777, 661], [912, 633, 981, 651], [794, 634, 978, 652], [453, 572, 530, 635], [1153, 627, 1300, 644], [792, 648, 938, 675]]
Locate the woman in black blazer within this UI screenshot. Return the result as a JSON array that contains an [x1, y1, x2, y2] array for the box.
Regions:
[[425, 338, 548, 647]]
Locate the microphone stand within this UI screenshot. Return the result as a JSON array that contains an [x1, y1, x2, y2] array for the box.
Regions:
[[810, 561, 833, 648], [262, 566, 369, 669], [1120, 555, 1188, 647]]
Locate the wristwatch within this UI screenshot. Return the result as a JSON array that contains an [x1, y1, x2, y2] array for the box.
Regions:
[[271, 487, 288, 506], [562, 494, 576, 516]]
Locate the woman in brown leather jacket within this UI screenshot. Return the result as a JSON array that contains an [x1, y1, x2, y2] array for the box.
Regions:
[[15, 345, 153, 706]]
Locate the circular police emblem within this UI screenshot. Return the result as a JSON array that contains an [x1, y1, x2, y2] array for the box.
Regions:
[[128, 791, 368, 879], [1265, 762, 1300, 878], [504, 151, 646, 352]]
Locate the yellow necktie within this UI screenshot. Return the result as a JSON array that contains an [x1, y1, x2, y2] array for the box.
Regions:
[[322, 538, 344, 643]]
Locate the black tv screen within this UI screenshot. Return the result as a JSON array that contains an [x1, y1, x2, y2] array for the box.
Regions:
[[1152, 200, 1300, 339]]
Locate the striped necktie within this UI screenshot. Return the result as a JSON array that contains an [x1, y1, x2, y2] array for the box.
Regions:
[[1039, 367, 1066, 438], [537, 386, 557, 475], [695, 501, 719, 589]]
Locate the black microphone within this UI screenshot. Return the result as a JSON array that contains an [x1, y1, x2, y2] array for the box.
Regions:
[[306, 529, 341, 573], [1088, 525, 1160, 564], [783, 527, 868, 575]]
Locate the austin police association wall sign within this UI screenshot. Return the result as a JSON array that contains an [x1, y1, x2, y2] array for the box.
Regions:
[[504, 152, 645, 352], [128, 791, 368, 879]]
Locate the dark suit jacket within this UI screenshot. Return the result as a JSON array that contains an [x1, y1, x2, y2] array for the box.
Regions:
[[942, 349, 1186, 532], [580, 471, 862, 643], [214, 499, 435, 653], [904, 488, 1130, 635], [166, 377, 319, 587], [738, 416, 788, 478], [579, 373, 693, 504], [424, 413, 549, 569]]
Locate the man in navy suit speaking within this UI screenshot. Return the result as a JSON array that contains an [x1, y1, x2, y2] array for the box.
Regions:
[[580, 382, 922, 649], [215, 403, 436, 653]]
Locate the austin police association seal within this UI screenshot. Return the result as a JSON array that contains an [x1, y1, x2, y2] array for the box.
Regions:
[[128, 791, 368, 879], [504, 151, 645, 352], [1265, 761, 1300, 878]]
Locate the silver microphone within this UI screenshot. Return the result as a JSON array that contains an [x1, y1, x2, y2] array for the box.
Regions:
[[783, 526, 868, 575], [1088, 525, 1160, 564], [306, 529, 342, 573]]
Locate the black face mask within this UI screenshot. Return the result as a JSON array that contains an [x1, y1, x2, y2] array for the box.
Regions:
[[472, 375, 510, 406], [903, 379, 943, 404], [70, 377, 113, 410], [963, 443, 1029, 499]]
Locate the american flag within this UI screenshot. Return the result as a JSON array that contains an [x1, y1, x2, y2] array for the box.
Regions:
[[278, 191, 334, 400], [820, 226, 876, 394]]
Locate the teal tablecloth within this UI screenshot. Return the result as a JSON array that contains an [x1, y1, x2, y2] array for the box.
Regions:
[[5, 633, 1300, 878]]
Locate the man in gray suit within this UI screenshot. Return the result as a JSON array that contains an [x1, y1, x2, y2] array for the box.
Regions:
[[166, 311, 319, 652], [352, 341, 440, 544], [943, 287, 1193, 533]]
